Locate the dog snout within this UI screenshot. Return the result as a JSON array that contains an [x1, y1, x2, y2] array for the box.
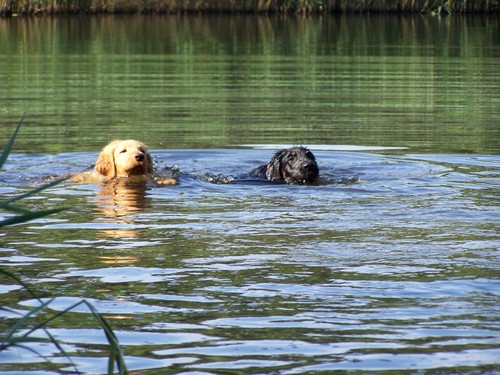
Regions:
[[303, 161, 316, 170], [135, 153, 145, 162]]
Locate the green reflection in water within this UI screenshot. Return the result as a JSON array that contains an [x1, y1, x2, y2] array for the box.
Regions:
[[1, 15, 499, 154]]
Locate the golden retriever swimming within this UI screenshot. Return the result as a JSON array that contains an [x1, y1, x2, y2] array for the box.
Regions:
[[72, 139, 176, 185]]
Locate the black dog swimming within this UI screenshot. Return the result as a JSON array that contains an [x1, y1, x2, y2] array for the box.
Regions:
[[250, 147, 319, 185]]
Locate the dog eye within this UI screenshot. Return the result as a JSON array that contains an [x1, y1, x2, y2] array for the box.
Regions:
[[120, 149, 127, 153]]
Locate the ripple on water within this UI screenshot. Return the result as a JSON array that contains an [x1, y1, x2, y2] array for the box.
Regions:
[[1, 149, 499, 374]]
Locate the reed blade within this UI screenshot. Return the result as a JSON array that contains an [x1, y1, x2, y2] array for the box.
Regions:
[[0, 110, 26, 170]]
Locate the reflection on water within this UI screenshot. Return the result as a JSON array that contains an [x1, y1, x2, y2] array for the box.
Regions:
[[0, 148, 499, 374], [95, 177, 151, 239], [1, 15, 499, 153], [1, 10, 499, 374]]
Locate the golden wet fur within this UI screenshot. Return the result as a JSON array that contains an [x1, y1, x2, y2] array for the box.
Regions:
[[72, 139, 176, 185]]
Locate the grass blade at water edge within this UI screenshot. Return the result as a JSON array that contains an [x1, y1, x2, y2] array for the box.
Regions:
[[0, 208, 65, 227], [0, 112, 68, 228], [0, 271, 128, 373], [2, 177, 68, 205], [0, 297, 78, 372], [3, 298, 57, 343], [0, 110, 26, 170], [84, 301, 128, 375]]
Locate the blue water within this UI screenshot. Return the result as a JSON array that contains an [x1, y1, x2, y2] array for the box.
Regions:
[[1, 147, 499, 374]]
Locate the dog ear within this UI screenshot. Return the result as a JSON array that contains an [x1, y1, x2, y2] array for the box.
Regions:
[[94, 141, 118, 178], [266, 149, 287, 180]]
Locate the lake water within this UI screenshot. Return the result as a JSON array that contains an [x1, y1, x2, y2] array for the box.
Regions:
[[1, 14, 499, 374]]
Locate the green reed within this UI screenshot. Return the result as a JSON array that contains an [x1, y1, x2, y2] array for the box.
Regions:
[[0, 112, 66, 228], [1, 0, 499, 15], [1, 115, 128, 373], [0, 270, 129, 374]]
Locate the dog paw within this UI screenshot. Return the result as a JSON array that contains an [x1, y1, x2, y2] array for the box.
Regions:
[[156, 178, 177, 185]]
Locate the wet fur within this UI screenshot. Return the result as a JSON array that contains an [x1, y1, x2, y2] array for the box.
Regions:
[[72, 139, 176, 185], [250, 147, 319, 184], [94, 140, 153, 178]]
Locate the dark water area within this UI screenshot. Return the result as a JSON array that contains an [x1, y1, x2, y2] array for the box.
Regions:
[[1, 13, 500, 375]]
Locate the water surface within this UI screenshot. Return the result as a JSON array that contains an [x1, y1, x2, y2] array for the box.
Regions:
[[1, 13, 499, 375], [1, 147, 499, 374], [1, 14, 499, 153]]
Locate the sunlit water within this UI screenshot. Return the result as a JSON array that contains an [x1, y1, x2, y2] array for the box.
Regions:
[[1, 13, 500, 375], [1, 147, 499, 374]]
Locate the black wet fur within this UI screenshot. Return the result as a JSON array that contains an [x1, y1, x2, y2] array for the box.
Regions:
[[250, 147, 319, 185]]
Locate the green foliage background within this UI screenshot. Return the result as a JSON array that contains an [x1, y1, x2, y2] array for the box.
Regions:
[[1, 0, 499, 15]]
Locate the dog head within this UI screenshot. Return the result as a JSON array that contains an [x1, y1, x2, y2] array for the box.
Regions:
[[266, 147, 319, 184], [94, 139, 153, 179]]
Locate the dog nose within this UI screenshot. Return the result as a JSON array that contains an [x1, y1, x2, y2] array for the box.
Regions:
[[303, 162, 314, 170], [135, 154, 145, 162]]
